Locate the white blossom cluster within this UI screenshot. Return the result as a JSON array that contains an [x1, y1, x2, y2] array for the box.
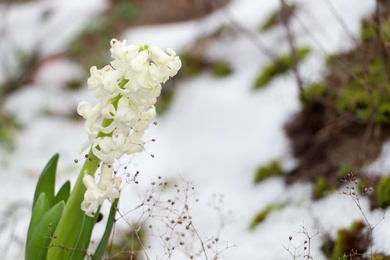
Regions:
[[81, 163, 121, 217], [78, 39, 181, 216], [78, 39, 181, 163]]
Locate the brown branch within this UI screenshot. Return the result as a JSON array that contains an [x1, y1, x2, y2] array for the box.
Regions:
[[222, 8, 278, 62], [324, 0, 359, 46], [280, 0, 304, 93]]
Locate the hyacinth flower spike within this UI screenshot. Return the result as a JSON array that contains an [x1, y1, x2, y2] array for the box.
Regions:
[[25, 39, 181, 260]]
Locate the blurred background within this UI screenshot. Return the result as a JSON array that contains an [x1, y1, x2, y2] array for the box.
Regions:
[[2, 0, 390, 259]]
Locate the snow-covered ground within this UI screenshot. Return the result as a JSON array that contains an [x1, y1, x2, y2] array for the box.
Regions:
[[1, 0, 389, 259]]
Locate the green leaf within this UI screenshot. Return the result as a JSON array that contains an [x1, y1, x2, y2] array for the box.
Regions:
[[69, 206, 101, 260], [26, 193, 50, 257], [25, 201, 65, 260], [54, 180, 71, 205], [92, 199, 119, 260], [249, 203, 285, 230], [32, 154, 60, 210], [253, 47, 311, 89]]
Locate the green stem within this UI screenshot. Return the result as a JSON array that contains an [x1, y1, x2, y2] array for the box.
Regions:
[[47, 78, 128, 259], [47, 148, 100, 259]]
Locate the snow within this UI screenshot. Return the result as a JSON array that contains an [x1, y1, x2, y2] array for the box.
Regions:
[[0, 0, 107, 82], [366, 141, 390, 176], [1, 0, 387, 259]]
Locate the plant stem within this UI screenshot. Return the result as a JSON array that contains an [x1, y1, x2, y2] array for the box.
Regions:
[[47, 148, 100, 259], [47, 78, 127, 259]]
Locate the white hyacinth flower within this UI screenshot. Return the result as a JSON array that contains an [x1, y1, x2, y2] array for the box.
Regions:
[[78, 38, 181, 164], [87, 65, 122, 102], [79, 39, 181, 216], [81, 164, 121, 217]]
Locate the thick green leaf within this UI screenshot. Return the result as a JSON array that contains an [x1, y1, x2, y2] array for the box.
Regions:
[[32, 154, 60, 210], [26, 193, 50, 257], [25, 201, 65, 260], [30, 193, 49, 226], [92, 199, 119, 260], [69, 206, 101, 260], [54, 180, 71, 205]]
